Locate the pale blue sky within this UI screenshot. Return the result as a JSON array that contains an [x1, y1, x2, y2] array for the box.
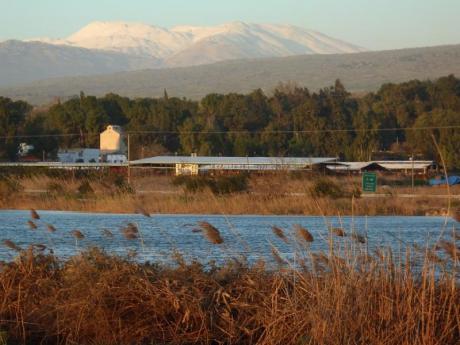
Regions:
[[0, 0, 457, 50]]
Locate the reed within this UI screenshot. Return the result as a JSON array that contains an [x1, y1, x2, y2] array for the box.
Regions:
[[332, 227, 346, 237], [70, 229, 85, 240], [0, 224, 457, 345], [27, 220, 37, 230], [198, 221, 224, 244], [2, 240, 22, 252], [46, 224, 57, 232], [294, 224, 314, 243], [272, 226, 288, 243], [30, 209, 40, 220]]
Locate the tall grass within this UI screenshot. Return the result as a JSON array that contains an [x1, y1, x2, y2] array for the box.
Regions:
[[0, 217, 458, 344]]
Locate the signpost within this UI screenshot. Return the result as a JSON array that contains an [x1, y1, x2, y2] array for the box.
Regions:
[[362, 172, 377, 193]]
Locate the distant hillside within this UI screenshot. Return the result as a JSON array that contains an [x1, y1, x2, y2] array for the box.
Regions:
[[0, 40, 160, 87], [1, 44, 460, 105]]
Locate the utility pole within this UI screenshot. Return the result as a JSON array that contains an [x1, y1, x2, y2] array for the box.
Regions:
[[127, 133, 131, 185], [411, 153, 415, 192]]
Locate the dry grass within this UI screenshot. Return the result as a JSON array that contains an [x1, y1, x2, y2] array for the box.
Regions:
[[0, 173, 458, 216], [0, 228, 457, 345]]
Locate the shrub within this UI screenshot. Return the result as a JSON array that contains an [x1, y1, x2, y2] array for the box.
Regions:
[[77, 181, 94, 197], [310, 178, 345, 199], [173, 174, 249, 195]]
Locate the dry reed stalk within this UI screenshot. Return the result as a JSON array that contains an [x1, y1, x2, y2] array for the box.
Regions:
[[272, 226, 288, 243], [46, 224, 56, 233], [101, 229, 114, 238], [70, 230, 85, 240], [198, 221, 223, 244], [332, 227, 346, 237], [453, 230, 460, 241], [352, 233, 366, 244], [2, 239, 22, 252], [453, 209, 460, 222], [30, 209, 40, 220], [437, 240, 459, 260], [27, 220, 37, 230], [294, 224, 314, 243], [270, 245, 286, 265]]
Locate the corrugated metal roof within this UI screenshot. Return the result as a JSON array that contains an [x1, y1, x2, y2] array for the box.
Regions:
[[327, 162, 382, 171], [131, 156, 337, 166], [327, 161, 434, 171], [200, 164, 309, 171], [376, 161, 434, 170]]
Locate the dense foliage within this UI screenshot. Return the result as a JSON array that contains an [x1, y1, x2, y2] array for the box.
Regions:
[[1, 75, 460, 168]]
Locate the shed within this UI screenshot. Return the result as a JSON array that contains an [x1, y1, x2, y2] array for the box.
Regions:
[[131, 156, 338, 176]]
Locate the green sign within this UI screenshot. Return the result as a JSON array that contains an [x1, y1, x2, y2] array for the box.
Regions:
[[362, 172, 377, 193]]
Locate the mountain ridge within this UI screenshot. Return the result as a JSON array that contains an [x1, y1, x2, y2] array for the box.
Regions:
[[2, 44, 459, 105], [27, 21, 365, 65]]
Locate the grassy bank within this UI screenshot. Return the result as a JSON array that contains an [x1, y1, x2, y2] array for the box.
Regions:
[[1, 173, 458, 215], [0, 216, 458, 345]]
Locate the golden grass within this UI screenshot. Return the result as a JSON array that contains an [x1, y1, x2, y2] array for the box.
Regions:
[[0, 173, 458, 216], [0, 231, 457, 345]]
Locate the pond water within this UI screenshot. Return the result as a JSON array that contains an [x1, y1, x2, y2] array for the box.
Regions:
[[0, 210, 457, 265]]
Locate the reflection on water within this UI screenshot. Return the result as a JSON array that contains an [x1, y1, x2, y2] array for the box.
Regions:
[[0, 210, 456, 265]]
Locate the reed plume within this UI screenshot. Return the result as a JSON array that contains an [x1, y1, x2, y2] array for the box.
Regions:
[[121, 223, 139, 240], [332, 227, 346, 237], [70, 230, 85, 240], [272, 226, 288, 243], [30, 209, 40, 220], [32, 244, 47, 252], [198, 221, 223, 244], [135, 206, 151, 218], [46, 224, 57, 233], [2, 239, 22, 252], [294, 224, 314, 243], [270, 245, 286, 265]]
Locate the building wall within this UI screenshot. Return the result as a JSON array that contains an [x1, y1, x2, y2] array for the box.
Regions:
[[100, 125, 126, 154], [175, 163, 199, 176], [57, 149, 100, 163]]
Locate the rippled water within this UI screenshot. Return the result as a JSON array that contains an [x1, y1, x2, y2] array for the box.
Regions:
[[0, 210, 456, 264]]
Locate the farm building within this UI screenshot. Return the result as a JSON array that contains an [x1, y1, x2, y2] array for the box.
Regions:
[[100, 125, 127, 155], [327, 160, 436, 174], [100, 125, 127, 163], [375, 161, 436, 174], [57, 148, 100, 163], [131, 156, 338, 176]]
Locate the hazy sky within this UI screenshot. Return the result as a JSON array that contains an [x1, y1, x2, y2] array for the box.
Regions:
[[0, 0, 457, 50]]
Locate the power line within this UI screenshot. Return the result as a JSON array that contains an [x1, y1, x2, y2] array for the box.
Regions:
[[1, 125, 460, 140]]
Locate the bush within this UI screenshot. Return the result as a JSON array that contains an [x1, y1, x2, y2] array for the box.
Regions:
[[173, 174, 249, 195], [310, 178, 345, 199], [77, 181, 94, 197]]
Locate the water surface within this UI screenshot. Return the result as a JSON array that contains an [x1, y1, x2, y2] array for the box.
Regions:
[[0, 211, 456, 264]]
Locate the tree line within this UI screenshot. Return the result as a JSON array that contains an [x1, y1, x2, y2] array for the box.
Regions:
[[1, 75, 460, 169]]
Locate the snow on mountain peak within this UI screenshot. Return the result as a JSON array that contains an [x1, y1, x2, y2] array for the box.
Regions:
[[31, 21, 365, 66]]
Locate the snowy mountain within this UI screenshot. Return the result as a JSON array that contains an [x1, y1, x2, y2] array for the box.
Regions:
[[0, 21, 365, 87], [31, 21, 364, 66]]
